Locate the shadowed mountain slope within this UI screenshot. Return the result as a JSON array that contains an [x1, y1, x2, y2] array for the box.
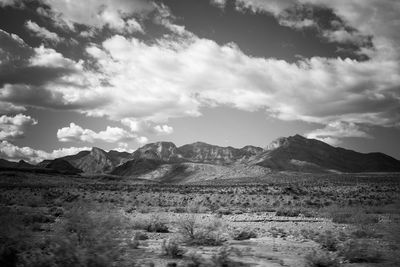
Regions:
[[254, 135, 400, 172]]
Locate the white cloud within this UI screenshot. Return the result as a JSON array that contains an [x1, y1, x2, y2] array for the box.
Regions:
[[0, 140, 90, 163], [126, 18, 144, 33], [0, 0, 23, 7], [29, 45, 80, 68], [25, 20, 61, 43], [0, 102, 26, 113], [236, 0, 400, 58], [306, 121, 372, 145], [120, 118, 150, 132], [121, 118, 173, 135], [39, 0, 154, 33], [153, 125, 174, 135], [210, 0, 227, 8], [2, 33, 400, 136], [0, 114, 37, 141], [57, 122, 139, 144], [84, 35, 400, 127]]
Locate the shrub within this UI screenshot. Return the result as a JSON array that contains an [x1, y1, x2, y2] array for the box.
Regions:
[[299, 229, 319, 241], [210, 246, 244, 267], [15, 203, 135, 267], [161, 239, 185, 258], [275, 207, 301, 217], [133, 214, 169, 233], [186, 253, 208, 267], [304, 250, 340, 267], [134, 231, 149, 240], [316, 231, 339, 252], [22, 213, 55, 225], [350, 227, 380, 239], [231, 229, 257, 241], [216, 208, 232, 215], [178, 215, 225, 246], [268, 227, 287, 238], [339, 239, 383, 263], [329, 206, 379, 225]]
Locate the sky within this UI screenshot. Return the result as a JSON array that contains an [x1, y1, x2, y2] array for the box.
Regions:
[[0, 0, 399, 163]]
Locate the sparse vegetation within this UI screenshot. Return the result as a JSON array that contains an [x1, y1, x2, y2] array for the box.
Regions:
[[304, 250, 340, 267], [339, 239, 383, 263], [178, 215, 225, 246], [231, 228, 257, 240], [161, 239, 186, 258], [1, 171, 399, 266]]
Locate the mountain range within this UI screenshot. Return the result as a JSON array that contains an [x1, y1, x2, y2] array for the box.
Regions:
[[1, 135, 400, 182]]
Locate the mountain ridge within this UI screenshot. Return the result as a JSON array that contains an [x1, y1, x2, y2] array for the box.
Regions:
[[2, 135, 400, 179]]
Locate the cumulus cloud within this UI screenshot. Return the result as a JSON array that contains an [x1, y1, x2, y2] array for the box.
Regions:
[[37, 0, 154, 33], [25, 20, 61, 43], [2, 32, 400, 137], [83, 35, 400, 127], [153, 125, 174, 135], [29, 45, 78, 68], [57, 122, 141, 144], [210, 0, 227, 8], [121, 118, 173, 135], [0, 114, 37, 140], [56, 122, 149, 148], [0, 140, 90, 163], [235, 0, 400, 57]]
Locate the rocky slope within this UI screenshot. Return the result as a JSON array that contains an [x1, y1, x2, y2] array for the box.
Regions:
[[178, 142, 262, 164], [132, 142, 184, 162], [57, 147, 132, 174]]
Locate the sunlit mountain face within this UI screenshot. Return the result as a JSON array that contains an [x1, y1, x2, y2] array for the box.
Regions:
[[0, 0, 399, 163]]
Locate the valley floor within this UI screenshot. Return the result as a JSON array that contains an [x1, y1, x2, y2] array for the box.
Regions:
[[1, 171, 400, 266]]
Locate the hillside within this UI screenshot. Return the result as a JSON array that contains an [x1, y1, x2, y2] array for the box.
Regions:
[[253, 135, 400, 172]]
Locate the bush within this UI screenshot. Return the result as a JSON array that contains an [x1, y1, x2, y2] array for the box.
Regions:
[[134, 231, 148, 240], [268, 227, 287, 238], [339, 239, 383, 263], [316, 231, 339, 252], [231, 229, 257, 241], [210, 246, 244, 267], [133, 214, 169, 233], [15, 203, 135, 267], [329, 206, 379, 225], [178, 215, 225, 246], [275, 207, 301, 217], [22, 213, 55, 225], [161, 239, 185, 258], [304, 250, 340, 267]]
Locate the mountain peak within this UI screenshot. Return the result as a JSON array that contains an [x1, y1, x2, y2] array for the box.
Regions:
[[266, 134, 307, 150], [91, 147, 106, 154]]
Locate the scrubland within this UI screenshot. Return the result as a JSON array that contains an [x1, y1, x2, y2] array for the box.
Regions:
[[1, 171, 400, 266]]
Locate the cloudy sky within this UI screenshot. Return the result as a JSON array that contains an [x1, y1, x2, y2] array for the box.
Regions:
[[0, 0, 399, 163]]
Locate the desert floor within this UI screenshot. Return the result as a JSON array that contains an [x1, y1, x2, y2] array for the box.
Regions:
[[1, 171, 400, 266]]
